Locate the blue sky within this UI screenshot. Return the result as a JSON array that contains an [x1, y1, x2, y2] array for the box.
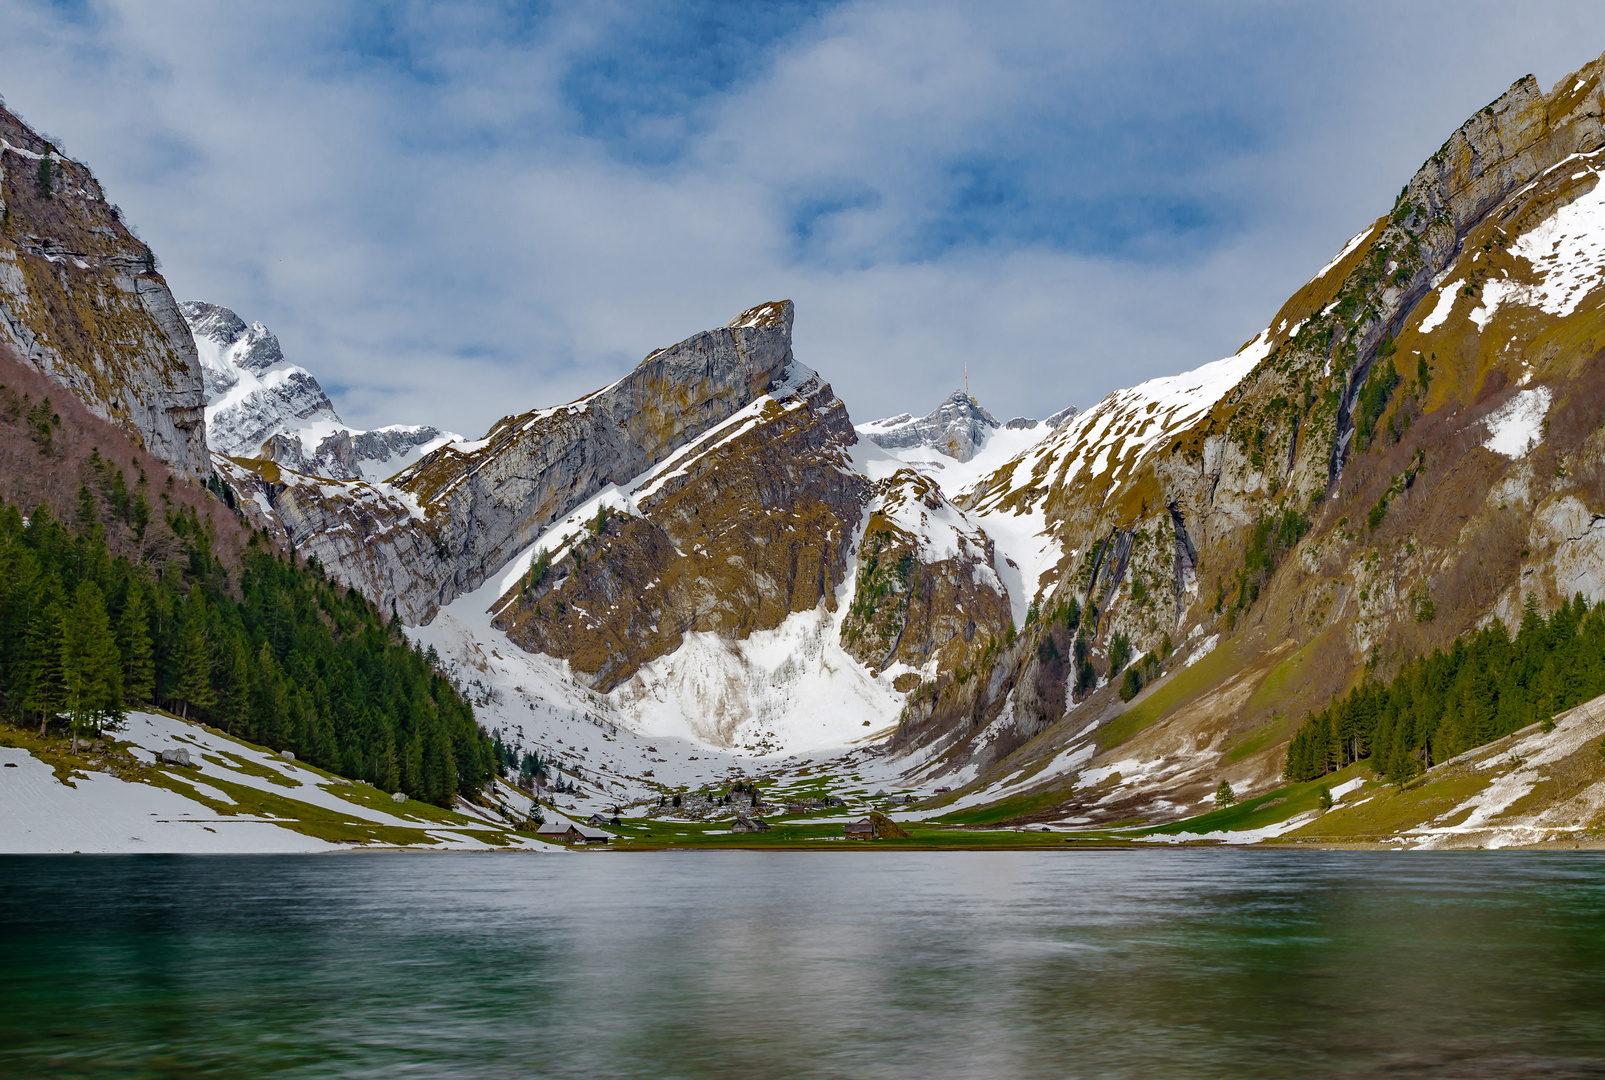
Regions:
[[7, 1, 1605, 436]]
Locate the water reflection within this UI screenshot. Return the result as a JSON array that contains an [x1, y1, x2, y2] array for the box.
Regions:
[[2, 850, 1604, 1078]]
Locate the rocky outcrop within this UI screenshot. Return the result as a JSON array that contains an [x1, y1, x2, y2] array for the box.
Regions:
[[390, 300, 802, 619], [491, 367, 866, 690], [839, 469, 1012, 675], [182, 300, 445, 482], [1044, 405, 1079, 429], [861, 390, 1000, 462], [0, 105, 209, 478]]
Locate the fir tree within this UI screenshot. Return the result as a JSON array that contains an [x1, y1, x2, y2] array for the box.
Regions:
[[58, 581, 123, 750], [213, 632, 251, 736], [116, 584, 155, 704], [171, 593, 214, 721], [22, 596, 64, 735]]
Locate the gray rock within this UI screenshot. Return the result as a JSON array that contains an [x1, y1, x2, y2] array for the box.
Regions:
[[1004, 416, 1038, 430], [225, 301, 806, 625], [0, 104, 210, 479], [863, 390, 1000, 462], [1044, 405, 1079, 428]]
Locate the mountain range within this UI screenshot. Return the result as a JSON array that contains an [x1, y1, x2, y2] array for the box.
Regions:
[[8, 51, 1605, 850]]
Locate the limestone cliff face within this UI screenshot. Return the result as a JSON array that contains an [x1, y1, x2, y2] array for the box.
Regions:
[[0, 105, 208, 479], [490, 368, 866, 690], [227, 301, 806, 625], [217, 456, 445, 621], [390, 300, 801, 619]]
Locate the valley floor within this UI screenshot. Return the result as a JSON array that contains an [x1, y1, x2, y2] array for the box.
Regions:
[[7, 691, 1605, 853]]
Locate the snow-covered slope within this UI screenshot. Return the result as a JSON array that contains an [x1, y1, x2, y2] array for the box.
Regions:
[[856, 391, 1077, 624], [0, 711, 548, 853], [859, 390, 1077, 500], [182, 301, 454, 482]]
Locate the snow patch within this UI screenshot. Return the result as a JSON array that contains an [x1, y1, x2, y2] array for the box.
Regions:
[[1417, 281, 1461, 334], [1483, 387, 1552, 458]]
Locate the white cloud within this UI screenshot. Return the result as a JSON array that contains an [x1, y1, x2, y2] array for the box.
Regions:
[[4, 1, 1605, 437]]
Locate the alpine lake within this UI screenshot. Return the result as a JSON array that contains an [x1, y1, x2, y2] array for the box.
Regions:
[[3, 850, 1605, 1078]]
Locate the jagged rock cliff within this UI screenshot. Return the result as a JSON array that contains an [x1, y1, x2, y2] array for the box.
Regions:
[[182, 300, 446, 481], [490, 365, 867, 691], [394, 301, 804, 617], [224, 301, 823, 625], [0, 104, 208, 478]]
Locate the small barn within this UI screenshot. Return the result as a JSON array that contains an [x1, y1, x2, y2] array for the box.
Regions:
[[537, 822, 613, 845], [844, 818, 875, 840], [732, 815, 770, 833], [537, 822, 582, 843]]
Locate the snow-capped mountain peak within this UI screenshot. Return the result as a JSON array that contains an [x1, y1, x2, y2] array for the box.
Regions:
[[855, 389, 1077, 506], [861, 389, 999, 462], [180, 301, 453, 482]]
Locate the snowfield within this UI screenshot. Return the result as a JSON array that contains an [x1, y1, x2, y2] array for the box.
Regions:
[[0, 712, 551, 854]]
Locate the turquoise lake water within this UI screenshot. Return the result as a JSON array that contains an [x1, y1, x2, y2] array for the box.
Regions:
[[3, 850, 1605, 1078]]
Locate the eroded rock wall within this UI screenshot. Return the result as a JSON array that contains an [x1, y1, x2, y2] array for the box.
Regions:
[[0, 105, 208, 479]]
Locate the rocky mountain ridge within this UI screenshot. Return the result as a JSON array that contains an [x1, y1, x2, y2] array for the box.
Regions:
[[12, 52, 1605, 850], [874, 51, 1605, 835], [182, 300, 450, 482]]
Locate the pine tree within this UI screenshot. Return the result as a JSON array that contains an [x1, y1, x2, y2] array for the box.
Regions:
[[58, 581, 123, 751], [213, 632, 251, 736], [117, 584, 155, 704], [171, 593, 214, 721], [22, 596, 65, 735], [252, 641, 287, 748]]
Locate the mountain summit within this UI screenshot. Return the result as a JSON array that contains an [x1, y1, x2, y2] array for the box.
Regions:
[[181, 300, 448, 482], [862, 390, 1000, 462]]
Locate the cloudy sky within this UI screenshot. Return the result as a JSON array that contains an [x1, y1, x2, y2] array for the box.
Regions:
[[6, 2, 1605, 438]]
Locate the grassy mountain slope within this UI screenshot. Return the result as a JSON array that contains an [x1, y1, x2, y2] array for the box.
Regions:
[[899, 50, 1605, 835]]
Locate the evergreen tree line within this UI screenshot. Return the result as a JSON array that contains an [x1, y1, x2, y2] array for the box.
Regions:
[[1284, 595, 1605, 784], [0, 485, 494, 806]]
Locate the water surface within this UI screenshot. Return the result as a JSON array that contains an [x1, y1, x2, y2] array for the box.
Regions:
[[3, 850, 1604, 1078]]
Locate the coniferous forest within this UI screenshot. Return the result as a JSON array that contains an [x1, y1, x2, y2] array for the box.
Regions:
[[1284, 595, 1605, 784], [0, 463, 495, 807]]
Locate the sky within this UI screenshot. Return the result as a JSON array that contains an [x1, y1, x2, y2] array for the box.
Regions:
[[6, 2, 1605, 438]]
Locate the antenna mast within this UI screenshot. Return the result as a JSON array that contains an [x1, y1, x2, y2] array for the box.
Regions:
[[964, 362, 969, 399]]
